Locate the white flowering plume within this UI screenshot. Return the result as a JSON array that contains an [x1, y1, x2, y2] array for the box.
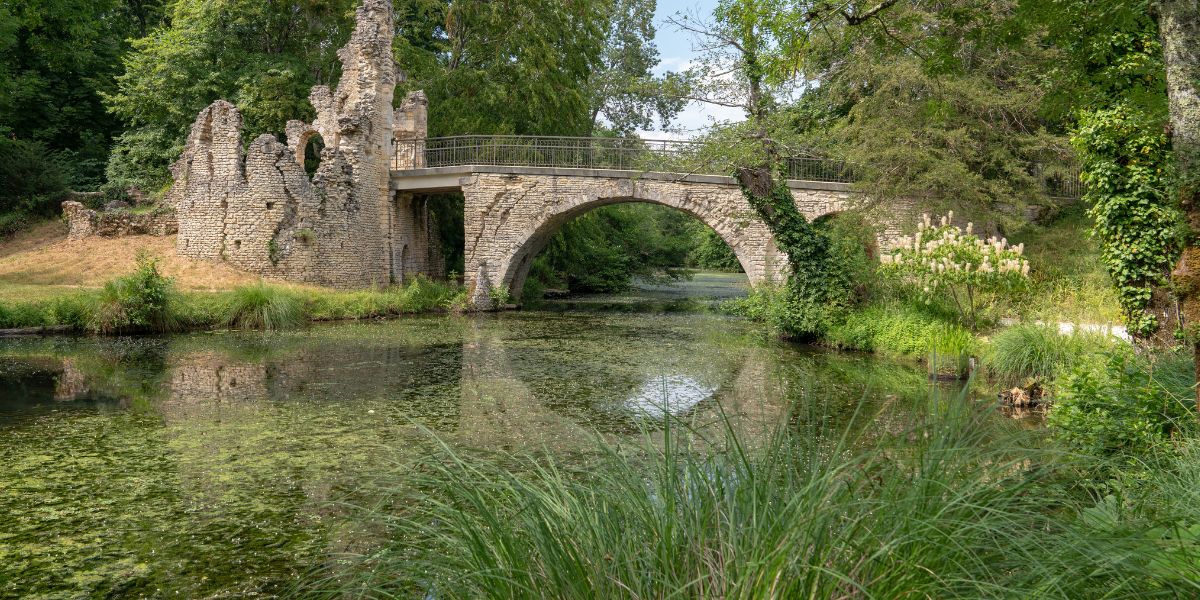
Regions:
[[879, 212, 1030, 323]]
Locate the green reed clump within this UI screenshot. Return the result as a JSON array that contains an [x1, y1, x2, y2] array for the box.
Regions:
[[985, 323, 1113, 384], [308, 277, 459, 320], [312, 397, 1200, 599], [927, 322, 975, 379], [222, 284, 308, 330], [90, 253, 181, 334]]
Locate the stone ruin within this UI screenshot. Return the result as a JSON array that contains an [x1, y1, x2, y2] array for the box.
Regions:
[[164, 0, 442, 287]]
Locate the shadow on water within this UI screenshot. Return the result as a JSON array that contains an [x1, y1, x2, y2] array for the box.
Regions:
[[0, 272, 996, 598]]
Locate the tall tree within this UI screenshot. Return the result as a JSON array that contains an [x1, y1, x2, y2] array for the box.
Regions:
[[1160, 0, 1200, 409], [0, 0, 165, 187], [586, 0, 686, 134]]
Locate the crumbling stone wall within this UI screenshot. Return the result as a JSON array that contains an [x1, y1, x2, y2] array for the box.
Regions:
[[62, 201, 177, 240], [167, 0, 402, 287]]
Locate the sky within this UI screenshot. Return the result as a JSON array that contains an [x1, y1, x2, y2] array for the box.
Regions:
[[643, 0, 746, 139]]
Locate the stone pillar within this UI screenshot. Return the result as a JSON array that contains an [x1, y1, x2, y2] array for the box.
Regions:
[[393, 91, 428, 170]]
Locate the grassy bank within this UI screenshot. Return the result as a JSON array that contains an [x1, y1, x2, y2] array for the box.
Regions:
[[311, 388, 1200, 598], [0, 256, 463, 333]]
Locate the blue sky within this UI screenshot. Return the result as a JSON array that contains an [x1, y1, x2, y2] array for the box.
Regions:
[[645, 0, 745, 138]]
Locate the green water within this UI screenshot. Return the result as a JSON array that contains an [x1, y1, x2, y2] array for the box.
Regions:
[[0, 283, 981, 598]]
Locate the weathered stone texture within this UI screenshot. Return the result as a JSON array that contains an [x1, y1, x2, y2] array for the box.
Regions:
[[62, 201, 177, 240], [460, 173, 858, 307], [168, 0, 398, 287]]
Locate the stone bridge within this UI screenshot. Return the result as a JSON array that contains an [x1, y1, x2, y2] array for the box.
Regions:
[[159, 0, 888, 309], [390, 135, 862, 307]]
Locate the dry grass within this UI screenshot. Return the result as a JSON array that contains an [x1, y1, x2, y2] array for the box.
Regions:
[[0, 222, 268, 301]]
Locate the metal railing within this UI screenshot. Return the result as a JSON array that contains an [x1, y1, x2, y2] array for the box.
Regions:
[[393, 135, 1082, 197]]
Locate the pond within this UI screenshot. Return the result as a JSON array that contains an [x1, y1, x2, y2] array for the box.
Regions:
[[0, 275, 989, 598]]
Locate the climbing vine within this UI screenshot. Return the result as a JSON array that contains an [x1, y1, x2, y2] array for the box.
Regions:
[[1072, 104, 1182, 339], [736, 167, 857, 337]]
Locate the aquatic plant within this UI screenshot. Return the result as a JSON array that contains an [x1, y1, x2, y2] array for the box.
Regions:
[[222, 284, 308, 330], [928, 322, 975, 379]]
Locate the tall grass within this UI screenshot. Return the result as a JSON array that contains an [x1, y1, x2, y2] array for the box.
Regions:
[[311, 396, 1200, 598], [222, 284, 308, 330], [89, 253, 181, 334], [985, 323, 1113, 384]]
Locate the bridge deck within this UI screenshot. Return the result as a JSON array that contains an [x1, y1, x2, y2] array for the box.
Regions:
[[390, 165, 855, 194]]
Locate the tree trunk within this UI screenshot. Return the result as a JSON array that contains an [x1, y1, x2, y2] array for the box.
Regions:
[[1160, 0, 1200, 411]]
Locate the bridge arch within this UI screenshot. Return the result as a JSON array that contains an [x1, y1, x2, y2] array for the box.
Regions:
[[460, 173, 791, 308]]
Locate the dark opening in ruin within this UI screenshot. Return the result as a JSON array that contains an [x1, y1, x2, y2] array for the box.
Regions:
[[304, 134, 325, 178]]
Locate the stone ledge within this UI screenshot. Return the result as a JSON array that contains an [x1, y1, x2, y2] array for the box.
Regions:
[[391, 165, 856, 193]]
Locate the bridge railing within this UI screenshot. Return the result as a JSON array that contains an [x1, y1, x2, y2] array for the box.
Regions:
[[393, 135, 1082, 198], [393, 135, 720, 173]]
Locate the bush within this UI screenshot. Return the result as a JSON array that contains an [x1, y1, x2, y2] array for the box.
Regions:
[[222, 284, 308, 330], [90, 253, 180, 334], [1049, 350, 1195, 457], [985, 323, 1114, 384], [880, 212, 1030, 330]]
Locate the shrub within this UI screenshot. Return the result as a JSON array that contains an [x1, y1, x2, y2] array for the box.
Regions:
[[880, 211, 1030, 330], [222, 284, 307, 330], [90, 253, 180, 334], [1049, 350, 1195, 457], [985, 323, 1114, 385]]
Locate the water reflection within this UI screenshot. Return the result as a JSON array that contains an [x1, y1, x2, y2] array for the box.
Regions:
[[0, 311, 985, 598], [624, 375, 717, 418]]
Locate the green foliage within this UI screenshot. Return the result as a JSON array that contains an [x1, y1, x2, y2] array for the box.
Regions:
[[685, 225, 741, 271], [0, 137, 70, 217], [327, 398, 1200, 598], [985, 324, 1114, 385], [306, 277, 459, 321], [104, 0, 356, 189], [1050, 349, 1195, 457], [880, 212, 1031, 330], [822, 304, 955, 360], [530, 203, 710, 294], [1072, 105, 1181, 338], [928, 323, 975, 379], [222, 285, 307, 331], [90, 253, 179, 334], [737, 179, 860, 338], [0, 0, 163, 188]]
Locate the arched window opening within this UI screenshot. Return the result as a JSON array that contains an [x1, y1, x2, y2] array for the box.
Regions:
[[304, 134, 325, 178]]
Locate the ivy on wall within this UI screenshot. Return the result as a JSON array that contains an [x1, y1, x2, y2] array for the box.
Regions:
[[736, 167, 858, 338], [1072, 104, 1182, 339]]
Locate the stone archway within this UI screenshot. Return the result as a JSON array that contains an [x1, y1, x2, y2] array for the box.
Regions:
[[460, 173, 791, 308]]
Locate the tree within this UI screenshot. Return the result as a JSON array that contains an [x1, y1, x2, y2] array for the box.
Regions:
[[586, 0, 687, 134], [1159, 0, 1200, 410], [0, 0, 164, 188]]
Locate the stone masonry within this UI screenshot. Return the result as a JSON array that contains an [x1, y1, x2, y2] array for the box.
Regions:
[[61, 201, 178, 240], [459, 172, 855, 307], [167, 0, 429, 287]]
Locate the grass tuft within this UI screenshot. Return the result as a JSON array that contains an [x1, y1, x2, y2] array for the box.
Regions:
[[984, 323, 1113, 384], [222, 284, 308, 330]]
